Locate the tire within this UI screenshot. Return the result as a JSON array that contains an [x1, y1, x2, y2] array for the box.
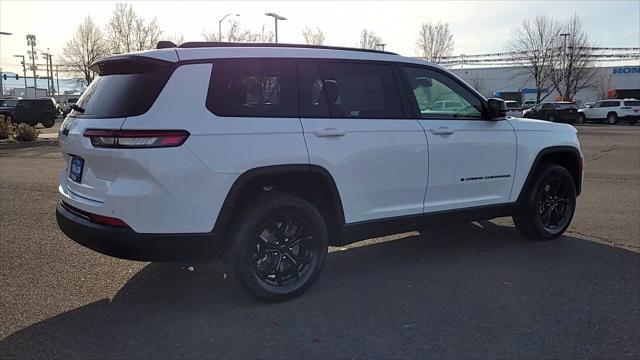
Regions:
[[42, 116, 55, 128], [547, 114, 556, 122], [607, 112, 618, 125], [576, 113, 586, 124], [227, 192, 328, 302], [513, 163, 576, 241]]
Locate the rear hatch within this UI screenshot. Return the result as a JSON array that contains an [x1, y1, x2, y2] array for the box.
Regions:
[[555, 103, 578, 119], [58, 56, 175, 207]]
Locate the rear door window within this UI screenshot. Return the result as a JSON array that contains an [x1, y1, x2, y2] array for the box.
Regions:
[[75, 59, 174, 118], [207, 59, 297, 118], [299, 61, 404, 119], [623, 101, 640, 106]]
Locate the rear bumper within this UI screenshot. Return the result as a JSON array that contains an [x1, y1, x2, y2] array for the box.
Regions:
[[619, 115, 640, 122], [56, 202, 223, 262]]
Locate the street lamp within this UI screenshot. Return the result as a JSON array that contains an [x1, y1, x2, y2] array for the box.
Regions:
[[13, 55, 28, 93], [265, 12, 287, 43], [26, 34, 37, 93], [218, 13, 239, 42]]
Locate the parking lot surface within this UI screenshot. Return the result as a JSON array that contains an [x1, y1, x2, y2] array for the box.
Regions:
[[0, 125, 638, 358]]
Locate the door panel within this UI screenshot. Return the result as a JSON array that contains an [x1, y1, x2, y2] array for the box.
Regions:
[[298, 60, 428, 223], [420, 119, 517, 212], [401, 65, 517, 213]]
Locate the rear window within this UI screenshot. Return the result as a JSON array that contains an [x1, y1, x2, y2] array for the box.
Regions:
[[506, 102, 520, 109], [624, 101, 640, 106], [75, 59, 174, 118], [555, 103, 577, 109]]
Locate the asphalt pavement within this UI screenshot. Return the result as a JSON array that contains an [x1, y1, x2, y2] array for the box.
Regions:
[[0, 124, 638, 359]]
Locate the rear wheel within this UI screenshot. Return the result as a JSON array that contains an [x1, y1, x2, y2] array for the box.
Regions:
[[607, 112, 618, 125], [576, 113, 586, 124], [227, 192, 328, 302], [41, 116, 55, 128], [547, 114, 556, 122], [513, 163, 576, 241]]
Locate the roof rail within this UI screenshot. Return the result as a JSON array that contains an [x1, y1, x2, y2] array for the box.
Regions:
[[171, 41, 397, 55]]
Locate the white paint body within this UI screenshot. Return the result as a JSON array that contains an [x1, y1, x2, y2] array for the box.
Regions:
[[58, 47, 582, 234]]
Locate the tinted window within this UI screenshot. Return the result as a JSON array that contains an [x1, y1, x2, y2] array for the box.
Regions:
[[556, 103, 577, 109], [506, 102, 520, 109], [624, 101, 640, 106], [603, 101, 620, 107], [76, 59, 173, 118], [299, 61, 403, 118], [0, 99, 18, 107], [208, 59, 297, 117], [403, 66, 482, 119], [542, 103, 553, 109]]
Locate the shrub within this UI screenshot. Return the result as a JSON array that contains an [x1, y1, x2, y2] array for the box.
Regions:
[[14, 124, 40, 142], [0, 116, 14, 140]]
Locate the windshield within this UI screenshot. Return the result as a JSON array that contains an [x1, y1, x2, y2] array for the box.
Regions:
[[0, 99, 18, 107]]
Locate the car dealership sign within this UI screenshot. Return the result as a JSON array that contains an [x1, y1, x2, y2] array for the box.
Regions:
[[613, 67, 640, 74]]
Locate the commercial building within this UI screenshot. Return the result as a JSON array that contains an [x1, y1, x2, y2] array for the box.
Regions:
[[453, 65, 640, 106]]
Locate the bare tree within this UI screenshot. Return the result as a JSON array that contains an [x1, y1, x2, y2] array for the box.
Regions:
[[61, 16, 109, 86], [358, 29, 382, 50], [107, 3, 163, 54], [467, 73, 487, 96], [549, 14, 597, 101], [508, 15, 560, 103], [416, 22, 454, 63], [302, 27, 326, 45], [203, 19, 273, 42]]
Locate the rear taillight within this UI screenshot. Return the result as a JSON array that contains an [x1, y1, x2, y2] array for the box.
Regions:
[[83, 129, 189, 148]]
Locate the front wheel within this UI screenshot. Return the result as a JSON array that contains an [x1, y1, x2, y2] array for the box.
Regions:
[[42, 116, 55, 128], [227, 192, 328, 302], [607, 112, 618, 125], [513, 164, 576, 241]]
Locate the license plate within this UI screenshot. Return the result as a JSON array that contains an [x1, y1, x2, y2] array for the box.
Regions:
[[70, 156, 84, 183]]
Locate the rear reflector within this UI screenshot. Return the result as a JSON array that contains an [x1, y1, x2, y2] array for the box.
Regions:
[[88, 213, 130, 227], [84, 129, 189, 148]]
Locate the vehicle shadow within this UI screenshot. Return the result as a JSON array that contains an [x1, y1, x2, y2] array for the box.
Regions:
[[1, 221, 638, 359]]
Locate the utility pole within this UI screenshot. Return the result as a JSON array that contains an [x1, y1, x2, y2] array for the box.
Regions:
[[48, 52, 54, 95], [265, 13, 287, 43], [55, 65, 60, 96], [26, 34, 37, 96], [43, 53, 51, 96], [13, 55, 28, 95]]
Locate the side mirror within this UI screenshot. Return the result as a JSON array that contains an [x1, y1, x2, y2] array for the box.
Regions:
[[486, 98, 506, 119]]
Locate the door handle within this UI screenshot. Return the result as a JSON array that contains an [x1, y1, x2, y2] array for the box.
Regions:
[[430, 127, 455, 135], [313, 128, 346, 137]]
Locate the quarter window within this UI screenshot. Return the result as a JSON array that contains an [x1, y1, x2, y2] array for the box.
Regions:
[[207, 59, 297, 117], [299, 61, 404, 118], [403, 66, 482, 119]]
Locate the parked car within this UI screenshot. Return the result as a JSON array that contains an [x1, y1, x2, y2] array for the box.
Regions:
[[522, 100, 536, 109], [0, 98, 57, 127], [62, 98, 79, 117], [522, 102, 578, 124], [56, 42, 583, 302], [505, 100, 523, 117], [577, 99, 640, 125]]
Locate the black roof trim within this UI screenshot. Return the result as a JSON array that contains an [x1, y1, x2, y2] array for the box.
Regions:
[[174, 41, 398, 55]]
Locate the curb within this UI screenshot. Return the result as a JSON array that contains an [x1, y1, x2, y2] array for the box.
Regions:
[[0, 139, 59, 150]]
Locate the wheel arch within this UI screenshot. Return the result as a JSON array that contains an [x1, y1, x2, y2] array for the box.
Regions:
[[213, 164, 346, 245], [517, 146, 583, 203]]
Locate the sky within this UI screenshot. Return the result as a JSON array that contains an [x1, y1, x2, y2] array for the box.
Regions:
[[0, 0, 639, 75]]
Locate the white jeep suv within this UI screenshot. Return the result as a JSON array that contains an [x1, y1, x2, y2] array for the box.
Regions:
[[577, 99, 640, 125], [56, 43, 583, 301]]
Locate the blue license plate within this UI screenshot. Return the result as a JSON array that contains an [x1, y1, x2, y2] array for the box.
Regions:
[[70, 156, 84, 183]]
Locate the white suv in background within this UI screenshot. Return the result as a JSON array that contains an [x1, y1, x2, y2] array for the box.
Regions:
[[577, 99, 640, 125], [56, 43, 583, 302]]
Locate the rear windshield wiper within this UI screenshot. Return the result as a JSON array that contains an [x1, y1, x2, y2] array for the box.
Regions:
[[70, 104, 85, 113]]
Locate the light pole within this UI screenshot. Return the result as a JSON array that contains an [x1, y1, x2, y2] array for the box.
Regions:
[[265, 12, 287, 43], [26, 34, 37, 95], [42, 52, 51, 96], [218, 13, 239, 42], [560, 33, 570, 101], [13, 55, 28, 94]]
